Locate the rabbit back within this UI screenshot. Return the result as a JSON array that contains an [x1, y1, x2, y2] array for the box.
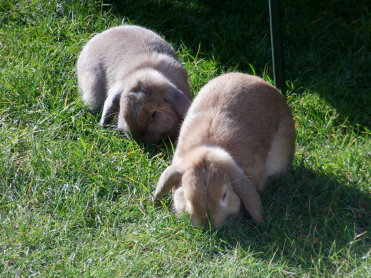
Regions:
[[77, 25, 190, 111], [175, 72, 295, 190]]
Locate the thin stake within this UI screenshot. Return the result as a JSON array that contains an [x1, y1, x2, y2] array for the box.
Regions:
[[269, 0, 286, 97]]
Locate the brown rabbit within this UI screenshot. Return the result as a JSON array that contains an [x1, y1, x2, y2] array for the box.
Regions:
[[154, 73, 295, 228], [77, 25, 192, 143]]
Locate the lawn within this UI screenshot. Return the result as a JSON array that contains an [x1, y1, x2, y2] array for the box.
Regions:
[[1, 0, 370, 276]]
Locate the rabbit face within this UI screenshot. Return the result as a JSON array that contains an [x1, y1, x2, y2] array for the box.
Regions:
[[119, 89, 181, 143], [168, 147, 243, 228], [173, 167, 242, 228], [105, 69, 191, 143], [155, 146, 265, 228]]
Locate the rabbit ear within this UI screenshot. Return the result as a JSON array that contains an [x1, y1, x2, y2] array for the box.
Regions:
[[231, 172, 264, 223], [165, 88, 191, 119], [100, 84, 123, 126], [154, 164, 183, 200]]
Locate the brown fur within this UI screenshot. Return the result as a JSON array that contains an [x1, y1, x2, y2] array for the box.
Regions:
[[154, 73, 295, 228], [77, 25, 192, 143]]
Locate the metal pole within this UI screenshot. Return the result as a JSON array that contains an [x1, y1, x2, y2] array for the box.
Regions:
[[269, 0, 286, 96]]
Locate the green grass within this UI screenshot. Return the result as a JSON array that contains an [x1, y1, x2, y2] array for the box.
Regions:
[[1, 0, 370, 276]]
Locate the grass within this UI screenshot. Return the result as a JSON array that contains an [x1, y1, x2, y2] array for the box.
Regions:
[[1, 0, 370, 276]]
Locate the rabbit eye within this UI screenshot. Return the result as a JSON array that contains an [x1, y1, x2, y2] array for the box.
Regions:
[[222, 191, 227, 201], [151, 111, 157, 118]]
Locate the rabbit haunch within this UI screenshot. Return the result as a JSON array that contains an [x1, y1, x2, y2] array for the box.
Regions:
[[154, 73, 295, 228], [77, 25, 191, 143]]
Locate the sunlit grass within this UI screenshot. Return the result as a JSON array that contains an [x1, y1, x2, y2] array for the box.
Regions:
[[1, 0, 370, 276]]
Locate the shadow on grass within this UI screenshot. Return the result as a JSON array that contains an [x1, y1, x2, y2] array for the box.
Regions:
[[103, 0, 371, 130], [213, 160, 371, 272], [133, 136, 371, 272]]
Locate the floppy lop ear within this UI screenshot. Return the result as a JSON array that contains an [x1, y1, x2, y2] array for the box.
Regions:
[[100, 84, 123, 126], [165, 88, 191, 119], [154, 164, 183, 200], [230, 171, 265, 223]]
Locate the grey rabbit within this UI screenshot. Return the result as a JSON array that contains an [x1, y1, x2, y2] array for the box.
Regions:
[[77, 25, 192, 143]]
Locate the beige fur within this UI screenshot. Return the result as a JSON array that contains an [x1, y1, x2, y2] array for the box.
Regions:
[[77, 25, 192, 143], [154, 73, 295, 228]]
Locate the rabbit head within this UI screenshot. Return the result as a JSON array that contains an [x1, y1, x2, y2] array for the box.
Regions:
[[100, 68, 191, 143], [154, 145, 264, 228]]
